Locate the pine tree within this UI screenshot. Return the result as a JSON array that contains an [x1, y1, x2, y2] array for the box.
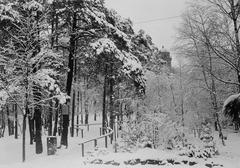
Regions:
[[0, 0, 67, 161]]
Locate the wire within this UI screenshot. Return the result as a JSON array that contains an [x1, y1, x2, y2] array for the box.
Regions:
[[134, 15, 181, 24]]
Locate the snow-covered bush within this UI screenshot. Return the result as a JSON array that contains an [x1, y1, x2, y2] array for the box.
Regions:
[[120, 109, 185, 149], [120, 117, 147, 147], [179, 143, 218, 159], [178, 122, 218, 159]]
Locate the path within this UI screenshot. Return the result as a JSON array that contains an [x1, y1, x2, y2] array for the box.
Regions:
[[0, 115, 114, 165]]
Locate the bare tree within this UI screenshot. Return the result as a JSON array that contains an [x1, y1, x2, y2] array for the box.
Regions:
[[175, 1, 227, 143]]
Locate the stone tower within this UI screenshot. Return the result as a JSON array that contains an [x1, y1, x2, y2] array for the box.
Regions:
[[159, 46, 172, 67]]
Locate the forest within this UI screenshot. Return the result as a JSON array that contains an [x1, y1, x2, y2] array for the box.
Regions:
[[0, 0, 240, 168]]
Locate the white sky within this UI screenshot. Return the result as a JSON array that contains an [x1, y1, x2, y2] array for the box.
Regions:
[[105, 0, 189, 66]]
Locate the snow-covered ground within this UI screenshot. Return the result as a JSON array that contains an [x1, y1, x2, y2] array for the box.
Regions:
[[0, 118, 240, 168]]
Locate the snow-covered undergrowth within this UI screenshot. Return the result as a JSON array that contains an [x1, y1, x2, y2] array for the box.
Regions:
[[0, 127, 239, 168], [0, 116, 239, 168]]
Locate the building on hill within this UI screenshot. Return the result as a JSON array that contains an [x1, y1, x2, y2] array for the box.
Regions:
[[159, 46, 172, 67], [147, 46, 172, 73]]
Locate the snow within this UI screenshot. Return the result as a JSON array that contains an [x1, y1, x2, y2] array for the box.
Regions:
[[212, 130, 240, 168], [31, 69, 56, 89], [30, 48, 61, 65], [23, 0, 44, 12], [47, 0, 54, 4], [55, 92, 69, 104], [90, 38, 143, 76], [121, 51, 142, 74], [83, 7, 130, 48], [0, 3, 19, 22], [0, 89, 8, 109], [58, 36, 70, 47], [90, 38, 118, 55], [0, 117, 240, 168]]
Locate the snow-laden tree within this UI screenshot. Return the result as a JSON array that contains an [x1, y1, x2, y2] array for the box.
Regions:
[[89, 7, 152, 134], [47, 0, 110, 147], [46, 0, 134, 145], [0, 0, 67, 162], [50, 1, 150, 136], [0, 0, 167, 154]]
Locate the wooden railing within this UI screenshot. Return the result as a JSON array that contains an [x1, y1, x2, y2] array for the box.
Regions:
[[78, 127, 114, 157], [74, 123, 103, 138], [75, 123, 102, 132], [73, 127, 84, 138]]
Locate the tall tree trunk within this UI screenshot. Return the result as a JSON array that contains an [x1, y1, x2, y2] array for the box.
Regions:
[[76, 91, 80, 136], [53, 99, 59, 136], [44, 110, 48, 131], [51, 4, 55, 49], [80, 91, 83, 124], [55, 2, 59, 51], [71, 90, 75, 137], [48, 99, 53, 136], [7, 105, 10, 136], [179, 63, 185, 143], [7, 105, 13, 136], [102, 64, 108, 134], [109, 63, 114, 132], [59, 105, 63, 136], [206, 42, 225, 145], [71, 44, 77, 137], [11, 106, 14, 135], [32, 78, 43, 152], [60, 104, 69, 147], [22, 113, 27, 162], [61, 115, 69, 146], [35, 105, 43, 154], [1, 110, 5, 138], [23, 89, 29, 162], [28, 114, 35, 145], [32, 10, 43, 154], [119, 102, 123, 130], [50, 2, 59, 137], [93, 100, 97, 121], [94, 111, 97, 121], [230, 0, 240, 88], [84, 98, 89, 125], [61, 11, 76, 147], [84, 78, 89, 125], [14, 104, 18, 139]]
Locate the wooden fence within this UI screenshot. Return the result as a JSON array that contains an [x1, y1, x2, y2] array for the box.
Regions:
[[75, 123, 102, 132], [78, 127, 115, 157]]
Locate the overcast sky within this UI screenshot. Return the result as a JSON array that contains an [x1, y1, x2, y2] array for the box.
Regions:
[[105, 0, 189, 66]]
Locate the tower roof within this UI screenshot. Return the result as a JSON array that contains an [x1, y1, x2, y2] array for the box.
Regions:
[[160, 46, 169, 52]]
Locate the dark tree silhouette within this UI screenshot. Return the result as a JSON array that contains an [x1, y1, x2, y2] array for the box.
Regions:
[[222, 94, 240, 130]]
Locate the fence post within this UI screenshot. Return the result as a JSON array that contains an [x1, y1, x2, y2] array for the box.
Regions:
[[116, 123, 119, 138], [94, 139, 97, 147], [82, 144, 84, 157], [81, 129, 83, 138], [105, 136, 107, 148]]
